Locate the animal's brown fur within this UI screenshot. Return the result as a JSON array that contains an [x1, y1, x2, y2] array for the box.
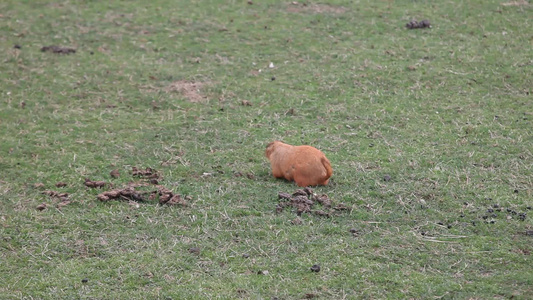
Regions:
[[265, 141, 333, 187]]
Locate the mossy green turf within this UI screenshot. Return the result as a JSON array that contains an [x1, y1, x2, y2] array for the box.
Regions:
[[1, 0, 532, 298]]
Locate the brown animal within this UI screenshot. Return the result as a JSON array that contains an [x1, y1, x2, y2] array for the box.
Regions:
[[265, 141, 333, 187]]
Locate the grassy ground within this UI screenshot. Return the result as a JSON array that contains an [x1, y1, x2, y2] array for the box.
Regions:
[[1, 0, 532, 299]]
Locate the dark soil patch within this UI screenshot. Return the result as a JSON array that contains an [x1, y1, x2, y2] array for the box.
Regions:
[[132, 166, 160, 180], [97, 184, 189, 206], [97, 166, 187, 205], [41, 45, 76, 54], [406, 20, 431, 29], [276, 188, 348, 217]]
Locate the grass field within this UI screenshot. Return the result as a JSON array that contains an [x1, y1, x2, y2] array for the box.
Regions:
[[1, 0, 532, 299]]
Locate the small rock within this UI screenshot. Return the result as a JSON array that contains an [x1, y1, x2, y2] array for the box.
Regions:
[[310, 264, 320, 272], [242, 253, 250, 258], [383, 174, 392, 181]]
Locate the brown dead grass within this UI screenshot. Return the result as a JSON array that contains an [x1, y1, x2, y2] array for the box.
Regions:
[[165, 80, 207, 103], [501, 0, 529, 6], [287, 2, 347, 14]]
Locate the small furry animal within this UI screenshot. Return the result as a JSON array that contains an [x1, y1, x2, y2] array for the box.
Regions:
[[265, 141, 333, 187]]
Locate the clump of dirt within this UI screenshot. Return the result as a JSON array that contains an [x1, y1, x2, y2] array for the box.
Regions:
[[132, 166, 160, 180], [41, 45, 76, 54], [165, 80, 207, 103], [310, 264, 320, 272], [84, 178, 107, 188], [97, 183, 190, 206], [287, 2, 347, 14], [35, 166, 190, 209], [97, 186, 144, 202], [55, 182, 67, 188], [276, 188, 348, 217], [406, 20, 431, 29], [110, 169, 120, 178], [36, 203, 47, 211], [42, 190, 69, 199], [41, 190, 72, 210], [97, 166, 187, 205], [33, 183, 45, 189], [149, 185, 189, 206]]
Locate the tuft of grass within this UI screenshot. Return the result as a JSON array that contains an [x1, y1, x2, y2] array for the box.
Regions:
[[1, 0, 532, 299]]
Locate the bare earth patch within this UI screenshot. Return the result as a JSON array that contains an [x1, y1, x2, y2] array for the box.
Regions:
[[287, 2, 347, 14], [165, 80, 207, 103], [276, 188, 349, 217]]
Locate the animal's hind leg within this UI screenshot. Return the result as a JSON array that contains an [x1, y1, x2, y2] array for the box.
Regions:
[[293, 174, 311, 187]]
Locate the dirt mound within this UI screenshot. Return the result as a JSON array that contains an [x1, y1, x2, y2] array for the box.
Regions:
[[39, 190, 72, 210], [406, 20, 431, 29], [97, 184, 189, 206], [276, 188, 348, 217], [35, 166, 190, 210], [41, 45, 76, 54], [84, 178, 107, 188]]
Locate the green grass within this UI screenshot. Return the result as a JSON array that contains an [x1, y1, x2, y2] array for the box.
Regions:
[[1, 0, 532, 299]]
